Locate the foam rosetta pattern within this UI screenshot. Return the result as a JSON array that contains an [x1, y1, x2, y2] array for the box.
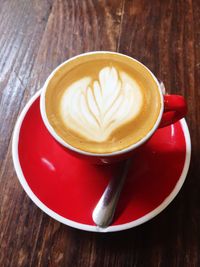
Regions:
[[60, 66, 143, 142]]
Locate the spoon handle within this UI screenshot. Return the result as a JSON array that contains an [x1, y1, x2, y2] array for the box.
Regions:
[[92, 159, 132, 228]]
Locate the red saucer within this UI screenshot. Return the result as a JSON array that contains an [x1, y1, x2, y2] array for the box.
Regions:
[[12, 90, 191, 232]]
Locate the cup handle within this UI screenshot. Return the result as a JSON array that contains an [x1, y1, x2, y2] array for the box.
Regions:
[[159, 95, 187, 128]]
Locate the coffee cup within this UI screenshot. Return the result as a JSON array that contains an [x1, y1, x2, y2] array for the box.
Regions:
[[40, 51, 187, 164]]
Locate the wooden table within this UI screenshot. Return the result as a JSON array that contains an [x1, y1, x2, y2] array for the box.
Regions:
[[0, 1, 199, 266]]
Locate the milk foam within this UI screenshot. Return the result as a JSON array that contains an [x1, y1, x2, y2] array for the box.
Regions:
[[60, 66, 143, 142]]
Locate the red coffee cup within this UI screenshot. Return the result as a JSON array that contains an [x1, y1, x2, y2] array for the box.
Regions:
[[40, 52, 187, 164]]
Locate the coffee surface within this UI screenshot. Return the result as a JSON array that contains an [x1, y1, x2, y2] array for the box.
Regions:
[[45, 53, 161, 153]]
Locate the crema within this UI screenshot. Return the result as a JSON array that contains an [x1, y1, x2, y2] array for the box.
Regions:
[[45, 53, 161, 153]]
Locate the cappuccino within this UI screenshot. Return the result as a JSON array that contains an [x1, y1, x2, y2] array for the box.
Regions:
[[45, 53, 161, 153]]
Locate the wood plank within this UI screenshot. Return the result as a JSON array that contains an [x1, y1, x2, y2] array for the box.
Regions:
[[117, 0, 200, 266], [0, 1, 123, 267], [0, 1, 53, 266]]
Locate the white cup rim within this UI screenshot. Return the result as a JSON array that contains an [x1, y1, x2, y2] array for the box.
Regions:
[[40, 51, 164, 157]]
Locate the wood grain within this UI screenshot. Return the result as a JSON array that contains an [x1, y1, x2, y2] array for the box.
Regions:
[[0, 0, 200, 266]]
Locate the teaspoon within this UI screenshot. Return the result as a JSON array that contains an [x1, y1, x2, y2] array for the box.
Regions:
[[92, 159, 132, 228]]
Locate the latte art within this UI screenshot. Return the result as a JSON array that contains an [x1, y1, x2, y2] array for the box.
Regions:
[[45, 53, 161, 153], [60, 67, 143, 142]]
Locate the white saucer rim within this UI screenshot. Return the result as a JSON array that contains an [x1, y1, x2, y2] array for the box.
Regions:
[[12, 90, 191, 233]]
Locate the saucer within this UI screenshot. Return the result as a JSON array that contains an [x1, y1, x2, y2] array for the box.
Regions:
[[12, 90, 191, 232]]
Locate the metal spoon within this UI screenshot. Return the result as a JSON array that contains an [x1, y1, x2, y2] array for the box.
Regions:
[[92, 159, 132, 228]]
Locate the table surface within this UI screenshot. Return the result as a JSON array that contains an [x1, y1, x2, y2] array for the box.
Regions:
[[0, 0, 199, 266]]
